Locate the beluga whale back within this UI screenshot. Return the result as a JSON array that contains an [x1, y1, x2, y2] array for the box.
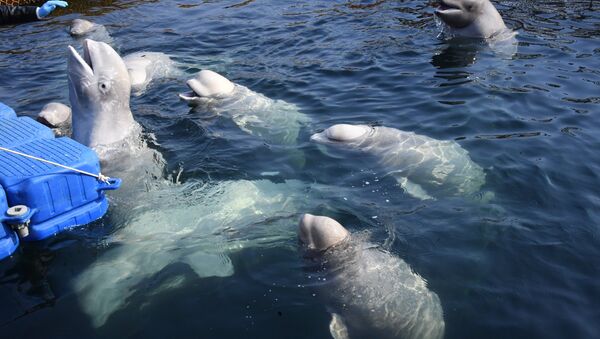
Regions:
[[179, 69, 309, 146], [311, 124, 486, 200], [299, 214, 445, 339], [434, 0, 510, 39]]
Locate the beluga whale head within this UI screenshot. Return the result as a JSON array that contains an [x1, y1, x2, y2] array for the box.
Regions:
[[68, 39, 136, 149], [310, 124, 373, 146], [179, 69, 235, 105], [434, 0, 507, 39], [298, 214, 350, 252]]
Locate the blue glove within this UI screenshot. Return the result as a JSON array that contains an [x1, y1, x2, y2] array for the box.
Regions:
[[37, 1, 69, 18]]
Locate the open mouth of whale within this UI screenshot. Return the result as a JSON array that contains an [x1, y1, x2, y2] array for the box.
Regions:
[[178, 77, 210, 101], [68, 39, 95, 77], [435, 0, 462, 16]]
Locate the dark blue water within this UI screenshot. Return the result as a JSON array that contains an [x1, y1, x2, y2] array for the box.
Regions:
[[1, 1, 600, 338]]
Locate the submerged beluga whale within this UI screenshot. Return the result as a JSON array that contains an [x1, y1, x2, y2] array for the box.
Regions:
[[66, 39, 323, 327], [179, 70, 309, 145], [311, 124, 486, 200], [299, 214, 445, 339]]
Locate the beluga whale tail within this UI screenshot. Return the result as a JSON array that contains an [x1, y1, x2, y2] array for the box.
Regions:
[[179, 69, 309, 146]]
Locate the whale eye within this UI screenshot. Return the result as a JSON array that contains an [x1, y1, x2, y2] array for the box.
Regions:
[[98, 81, 111, 93]]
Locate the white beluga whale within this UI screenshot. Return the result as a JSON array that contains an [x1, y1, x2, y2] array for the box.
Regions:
[[434, 0, 509, 39], [36, 102, 71, 129], [73, 178, 318, 327], [299, 214, 445, 339], [69, 19, 113, 44], [123, 52, 177, 96], [311, 124, 486, 200], [434, 0, 517, 58], [179, 69, 309, 145]]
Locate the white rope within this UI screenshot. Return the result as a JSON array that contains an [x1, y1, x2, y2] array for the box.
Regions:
[[0, 146, 110, 183]]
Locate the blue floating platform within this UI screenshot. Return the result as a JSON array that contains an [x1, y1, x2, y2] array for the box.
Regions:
[[0, 102, 16, 119], [0, 116, 55, 148], [0, 102, 120, 250], [0, 186, 19, 260]]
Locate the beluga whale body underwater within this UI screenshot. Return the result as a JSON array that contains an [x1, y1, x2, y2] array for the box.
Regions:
[[179, 69, 309, 146], [298, 214, 445, 339], [66, 39, 326, 327], [311, 124, 486, 200]]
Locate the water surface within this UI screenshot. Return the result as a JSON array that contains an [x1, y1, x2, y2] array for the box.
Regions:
[[0, 1, 599, 338]]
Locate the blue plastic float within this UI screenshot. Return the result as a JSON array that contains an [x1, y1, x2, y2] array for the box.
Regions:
[[0, 102, 121, 260]]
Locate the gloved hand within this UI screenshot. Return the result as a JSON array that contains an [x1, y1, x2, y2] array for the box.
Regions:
[[37, 1, 69, 18]]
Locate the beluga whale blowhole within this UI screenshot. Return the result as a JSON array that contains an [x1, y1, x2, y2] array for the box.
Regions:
[[299, 214, 445, 339], [311, 124, 487, 201], [434, 0, 513, 39], [179, 69, 309, 145]]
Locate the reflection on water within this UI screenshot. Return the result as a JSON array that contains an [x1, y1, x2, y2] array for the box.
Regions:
[[0, 0, 600, 338]]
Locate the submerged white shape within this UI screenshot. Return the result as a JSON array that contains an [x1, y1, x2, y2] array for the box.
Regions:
[[179, 70, 309, 145], [74, 179, 314, 327], [311, 124, 486, 200], [298, 214, 445, 339]]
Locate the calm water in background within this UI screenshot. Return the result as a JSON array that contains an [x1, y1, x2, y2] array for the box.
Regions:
[[1, 0, 599, 338]]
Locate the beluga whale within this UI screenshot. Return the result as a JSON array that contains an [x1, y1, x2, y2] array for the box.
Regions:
[[434, 0, 511, 39], [179, 69, 309, 146], [123, 52, 177, 96], [70, 19, 113, 45], [311, 124, 486, 200], [299, 214, 445, 339], [36, 102, 71, 134]]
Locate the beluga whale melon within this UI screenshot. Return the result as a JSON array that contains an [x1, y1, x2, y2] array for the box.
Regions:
[[298, 214, 445, 339], [311, 124, 486, 200], [179, 69, 309, 146]]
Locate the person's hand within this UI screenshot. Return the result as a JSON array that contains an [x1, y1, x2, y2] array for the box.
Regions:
[[37, 1, 69, 18]]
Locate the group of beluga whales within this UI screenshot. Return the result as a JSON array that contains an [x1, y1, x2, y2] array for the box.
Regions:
[[35, 1, 513, 337]]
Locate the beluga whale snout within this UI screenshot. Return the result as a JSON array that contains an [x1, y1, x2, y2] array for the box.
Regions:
[[67, 39, 136, 150], [434, 0, 508, 39]]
